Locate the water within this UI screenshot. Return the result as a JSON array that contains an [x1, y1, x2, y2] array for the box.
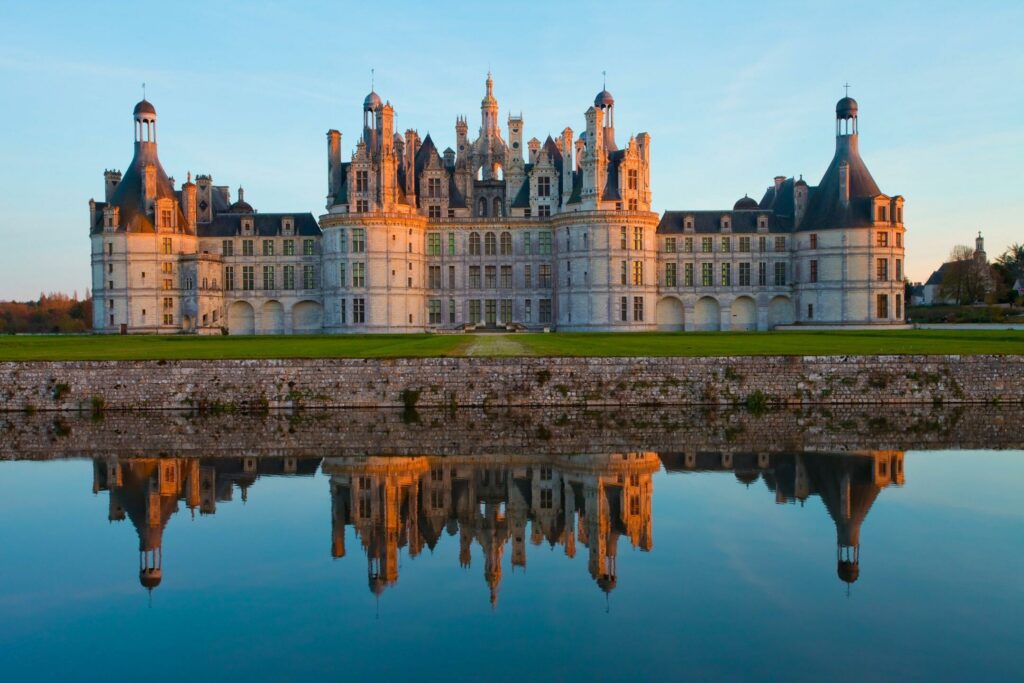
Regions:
[[0, 408, 1021, 682]]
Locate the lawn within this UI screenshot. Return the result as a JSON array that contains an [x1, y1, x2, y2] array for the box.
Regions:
[[0, 330, 1022, 361]]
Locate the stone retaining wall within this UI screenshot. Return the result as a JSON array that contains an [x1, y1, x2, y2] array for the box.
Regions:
[[1, 355, 1022, 412]]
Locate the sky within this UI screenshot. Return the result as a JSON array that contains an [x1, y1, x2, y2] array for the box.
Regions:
[[0, 0, 1021, 300]]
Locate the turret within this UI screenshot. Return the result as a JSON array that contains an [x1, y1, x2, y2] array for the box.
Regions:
[[327, 129, 342, 204], [480, 71, 499, 135], [181, 172, 197, 230], [104, 170, 121, 202]]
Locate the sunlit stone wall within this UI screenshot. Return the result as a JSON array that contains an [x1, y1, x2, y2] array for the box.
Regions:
[[1, 355, 1022, 412]]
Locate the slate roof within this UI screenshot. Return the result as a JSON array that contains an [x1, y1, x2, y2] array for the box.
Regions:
[[92, 142, 188, 235], [657, 210, 783, 234], [798, 137, 882, 232], [197, 212, 320, 238]]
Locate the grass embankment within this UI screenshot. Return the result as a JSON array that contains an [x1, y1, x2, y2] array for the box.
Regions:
[[0, 330, 1022, 361]]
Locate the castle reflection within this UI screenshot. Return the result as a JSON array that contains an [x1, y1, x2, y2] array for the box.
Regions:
[[91, 450, 903, 601]]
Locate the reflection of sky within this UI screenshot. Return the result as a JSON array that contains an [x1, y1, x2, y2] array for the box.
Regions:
[[0, 453, 1021, 682]]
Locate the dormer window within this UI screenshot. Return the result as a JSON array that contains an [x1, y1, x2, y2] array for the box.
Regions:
[[242, 218, 253, 234], [721, 216, 731, 231], [282, 218, 294, 235], [758, 216, 768, 230], [877, 205, 888, 222], [684, 217, 694, 231]]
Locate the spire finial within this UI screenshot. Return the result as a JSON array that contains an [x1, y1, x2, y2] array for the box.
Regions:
[[602, 70, 607, 90], [843, 81, 851, 97], [370, 68, 374, 91], [142, 82, 146, 100]]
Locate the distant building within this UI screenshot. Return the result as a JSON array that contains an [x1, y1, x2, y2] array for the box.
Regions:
[[922, 232, 990, 304], [90, 78, 907, 333]]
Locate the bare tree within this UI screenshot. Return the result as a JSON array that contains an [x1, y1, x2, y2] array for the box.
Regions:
[[939, 244, 990, 304]]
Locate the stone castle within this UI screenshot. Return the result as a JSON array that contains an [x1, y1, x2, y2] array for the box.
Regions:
[[90, 75, 906, 333]]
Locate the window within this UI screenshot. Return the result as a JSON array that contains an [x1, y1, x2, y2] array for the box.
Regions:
[[448, 265, 456, 289], [684, 237, 693, 253], [339, 299, 347, 324], [242, 239, 254, 256], [620, 260, 628, 285], [876, 258, 889, 281], [522, 232, 532, 255], [721, 236, 731, 253], [107, 243, 113, 256], [284, 265, 295, 289], [162, 238, 173, 255], [759, 236, 767, 252], [684, 263, 694, 286], [721, 262, 731, 286], [428, 299, 441, 324], [356, 199, 368, 213], [896, 232, 903, 248], [444, 233, 454, 257], [353, 298, 366, 323], [222, 240, 234, 256], [225, 266, 235, 290], [449, 299, 457, 324], [701, 263, 713, 287], [538, 231, 552, 255], [163, 313, 173, 325], [469, 300, 481, 324], [808, 304, 814, 320], [665, 262, 677, 287], [876, 293, 889, 318], [809, 260, 818, 283], [897, 207, 903, 224], [524, 299, 532, 322], [282, 239, 294, 256], [877, 232, 889, 247], [469, 266, 481, 288], [774, 262, 786, 286], [539, 299, 552, 323], [809, 234, 818, 249], [628, 198, 638, 211], [426, 177, 441, 198], [539, 264, 552, 288], [428, 265, 441, 289], [485, 265, 497, 288], [896, 258, 903, 281], [758, 262, 767, 286], [739, 262, 751, 286], [161, 262, 173, 275], [427, 232, 441, 256], [337, 263, 345, 288], [500, 265, 512, 288], [500, 232, 512, 255], [484, 232, 497, 255], [896, 294, 903, 319], [303, 239, 315, 256], [538, 205, 551, 217], [262, 240, 274, 256], [774, 236, 786, 252], [665, 237, 676, 253], [356, 170, 368, 192], [627, 168, 638, 190], [739, 236, 751, 252], [633, 227, 644, 250], [162, 278, 173, 291], [263, 265, 275, 289], [632, 261, 643, 286], [620, 226, 628, 249], [242, 266, 254, 290], [303, 265, 316, 289], [877, 205, 888, 222], [352, 228, 365, 253], [160, 209, 172, 227], [500, 299, 512, 323], [485, 299, 498, 324], [633, 296, 644, 322], [353, 262, 365, 287], [469, 232, 481, 255], [620, 296, 628, 321], [537, 176, 551, 197], [702, 237, 713, 253]]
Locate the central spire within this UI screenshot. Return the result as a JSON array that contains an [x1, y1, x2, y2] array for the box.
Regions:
[[480, 70, 499, 134]]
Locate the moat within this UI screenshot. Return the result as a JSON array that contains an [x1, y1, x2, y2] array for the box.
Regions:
[[0, 407, 1020, 681]]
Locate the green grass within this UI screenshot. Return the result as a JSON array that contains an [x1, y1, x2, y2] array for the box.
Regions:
[[0, 329, 1023, 361]]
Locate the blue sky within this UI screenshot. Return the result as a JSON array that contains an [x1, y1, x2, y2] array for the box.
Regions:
[[0, 0, 1021, 299]]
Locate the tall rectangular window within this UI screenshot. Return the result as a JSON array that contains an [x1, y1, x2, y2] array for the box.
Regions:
[[524, 264, 532, 288], [633, 296, 644, 322], [355, 199, 368, 213], [160, 238, 172, 255], [469, 300, 481, 324], [620, 260, 628, 285], [665, 237, 676, 253], [522, 232, 532, 255], [262, 240, 274, 256], [283, 239, 295, 256], [620, 226, 627, 250], [633, 227, 644, 251], [242, 266, 254, 291], [337, 263, 345, 288], [352, 229, 365, 253], [809, 234, 818, 249], [774, 262, 786, 286], [284, 265, 295, 289], [684, 237, 693, 253], [242, 240, 253, 256], [665, 263, 677, 287], [702, 237, 713, 253], [758, 262, 767, 286], [876, 293, 889, 318], [427, 177, 441, 198], [537, 176, 551, 197], [876, 258, 889, 281], [896, 259, 903, 281], [620, 296, 628, 322], [537, 205, 551, 217], [449, 299, 456, 324], [428, 299, 441, 324], [356, 170, 368, 192], [721, 262, 731, 286], [539, 265, 551, 288], [263, 265, 275, 290], [353, 298, 365, 323], [538, 231, 552, 255], [774, 236, 786, 252], [739, 236, 751, 252], [628, 168, 638, 190], [448, 232, 456, 256], [352, 262, 365, 287], [303, 239, 315, 256], [684, 263, 694, 286], [485, 265, 497, 288], [448, 265, 456, 289], [701, 263, 713, 287], [428, 205, 441, 219], [500, 299, 512, 323], [469, 266, 481, 289], [500, 265, 512, 289], [739, 262, 751, 286], [896, 294, 903, 319], [339, 299, 346, 324], [539, 299, 552, 323], [303, 265, 316, 289], [222, 240, 233, 256], [428, 265, 441, 289], [524, 299, 532, 323], [721, 236, 731, 253], [632, 261, 643, 286], [809, 260, 818, 283], [224, 266, 235, 290], [427, 232, 441, 256]]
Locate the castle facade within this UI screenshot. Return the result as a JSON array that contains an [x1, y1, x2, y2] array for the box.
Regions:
[[90, 75, 906, 333]]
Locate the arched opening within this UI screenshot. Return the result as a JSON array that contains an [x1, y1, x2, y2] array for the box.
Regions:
[[478, 197, 488, 217], [694, 296, 721, 331], [730, 296, 757, 331], [767, 295, 795, 328], [493, 197, 503, 217], [228, 301, 255, 335], [492, 162, 504, 181], [261, 300, 285, 334], [655, 297, 684, 331], [476, 166, 484, 181], [292, 300, 323, 333]]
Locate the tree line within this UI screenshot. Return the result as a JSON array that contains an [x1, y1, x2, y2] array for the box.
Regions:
[[939, 243, 1023, 305], [0, 293, 92, 334]]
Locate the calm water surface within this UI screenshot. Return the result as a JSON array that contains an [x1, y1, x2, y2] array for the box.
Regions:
[[0, 428, 1021, 681]]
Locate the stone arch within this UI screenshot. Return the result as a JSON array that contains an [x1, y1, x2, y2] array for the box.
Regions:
[[261, 300, 284, 334], [655, 296, 685, 331], [493, 197, 503, 217], [694, 296, 721, 331], [768, 295, 795, 328], [730, 296, 757, 331], [478, 197, 487, 217], [291, 300, 323, 333], [228, 301, 255, 335]]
